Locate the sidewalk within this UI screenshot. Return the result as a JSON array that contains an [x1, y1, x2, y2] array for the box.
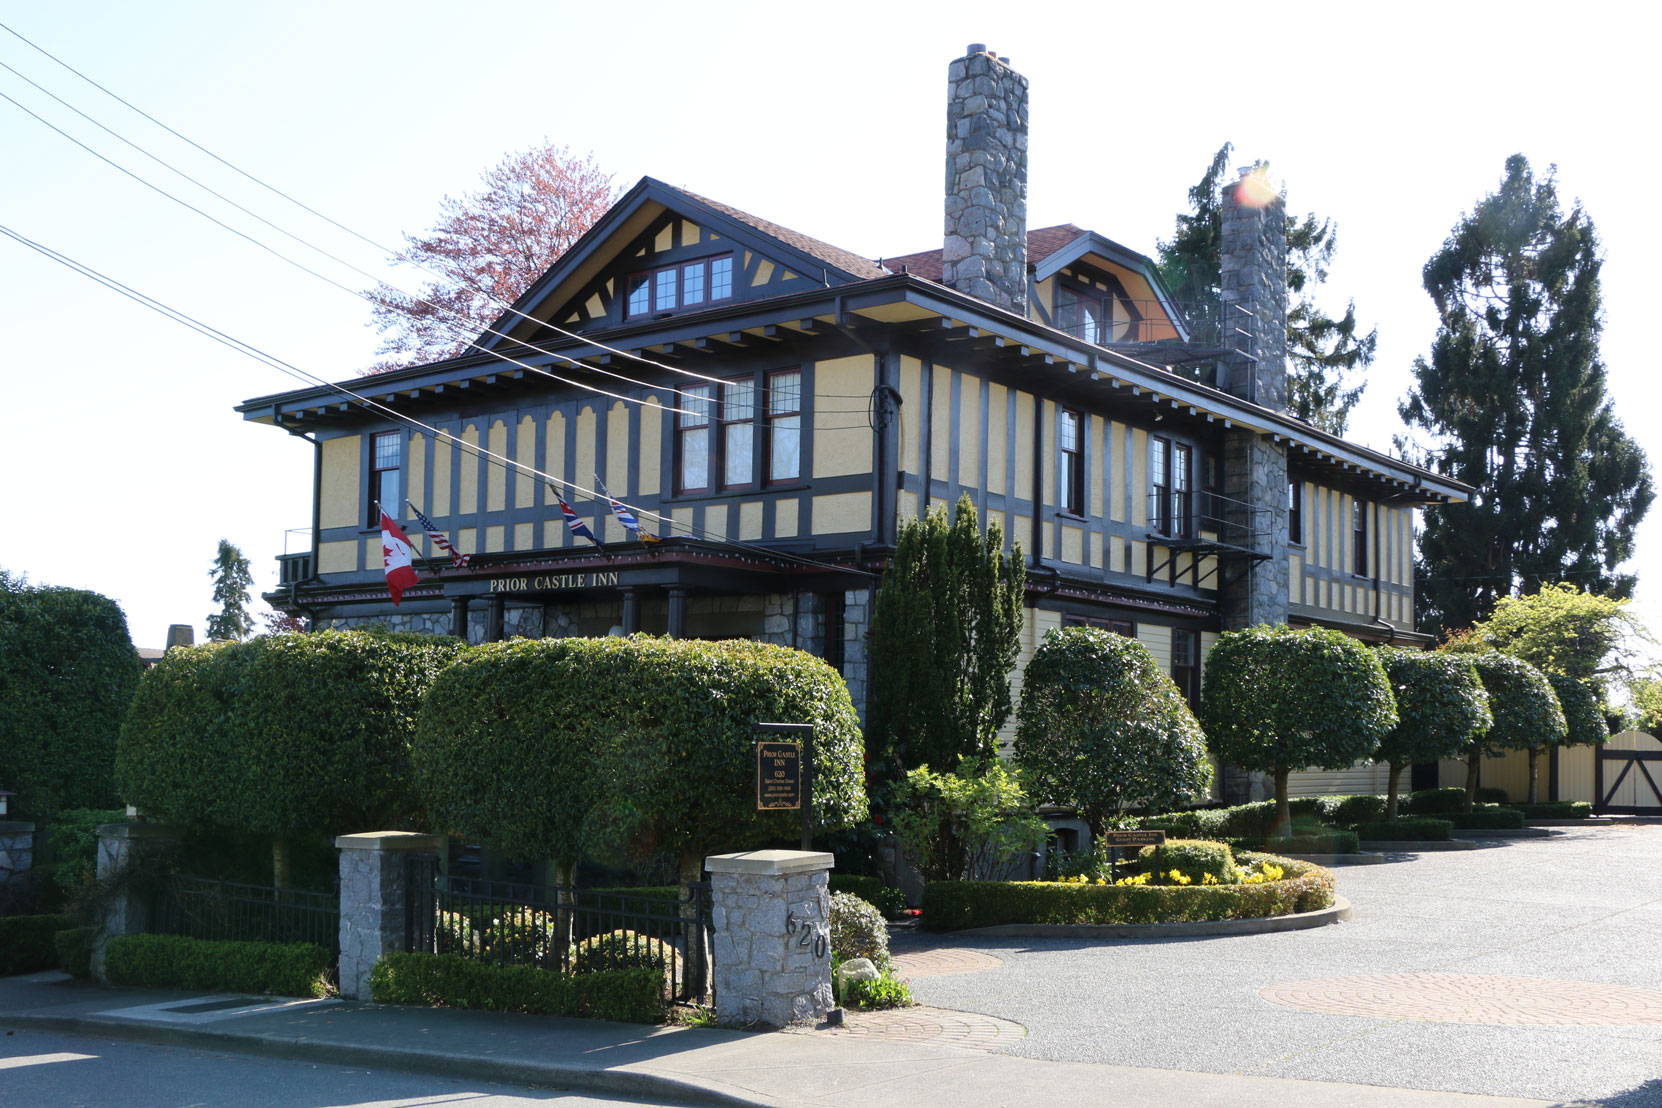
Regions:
[[0, 971, 1560, 1108]]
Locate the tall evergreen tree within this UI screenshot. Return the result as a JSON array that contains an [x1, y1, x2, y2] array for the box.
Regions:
[[1158, 143, 1377, 433], [865, 495, 1024, 785], [207, 539, 255, 642], [1402, 155, 1654, 634]]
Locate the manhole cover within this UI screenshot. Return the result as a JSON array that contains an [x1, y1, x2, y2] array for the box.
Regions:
[[1261, 973, 1662, 1026]]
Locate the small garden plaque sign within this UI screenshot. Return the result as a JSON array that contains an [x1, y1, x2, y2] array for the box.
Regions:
[[756, 741, 802, 810]]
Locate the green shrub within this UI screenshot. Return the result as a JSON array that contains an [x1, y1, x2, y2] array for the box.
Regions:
[[0, 578, 141, 821], [1403, 787, 1469, 815], [414, 636, 866, 888], [571, 930, 672, 975], [48, 808, 128, 892], [117, 632, 466, 874], [1457, 652, 1566, 808], [102, 934, 330, 996], [828, 876, 907, 918], [1373, 648, 1493, 819], [370, 952, 666, 1024], [889, 759, 1046, 882], [1354, 818, 1454, 842], [479, 911, 560, 966], [55, 926, 92, 979], [1447, 807, 1526, 830], [843, 971, 913, 1010], [0, 914, 75, 975], [830, 892, 892, 971], [1136, 839, 1239, 884], [1319, 794, 1389, 828], [1517, 801, 1592, 819], [1014, 626, 1212, 837], [1258, 829, 1360, 855], [1475, 786, 1511, 804], [1200, 625, 1397, 834], [920, 854, 1335, 929]]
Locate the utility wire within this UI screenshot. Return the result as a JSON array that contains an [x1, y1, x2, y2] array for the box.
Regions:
[[0, 219, 877, 580], [0, 20, 877, 401]]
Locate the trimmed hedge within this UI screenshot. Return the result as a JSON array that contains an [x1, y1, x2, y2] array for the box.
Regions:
[[0, 913, 75, 976], [370, 952, 667, 1024], [1139, 800, 1359, 853], [1403, 787, 1469, 815], [828, 875, 907, 918], [103, 934, 330, 996], [1354, 818, 1454, 842], [55, 926, 93, 979], [1517, 801, 1593, 820], [1448, 807, 1526, 830], [1258, 829, 1360, 856], [920, 854, 1334, 929], [1136, 839, 1239, 884]]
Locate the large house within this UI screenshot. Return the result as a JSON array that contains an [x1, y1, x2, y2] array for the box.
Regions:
[[238, 46, 1468, 801]]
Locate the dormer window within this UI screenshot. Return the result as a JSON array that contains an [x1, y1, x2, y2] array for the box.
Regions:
[[627, 254, 735, 318]]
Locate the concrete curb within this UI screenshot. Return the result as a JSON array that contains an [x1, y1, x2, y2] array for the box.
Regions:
[[1358, 840, 1480, 853], [0, 1012, 771, 1108], [1280, 852, 1389, 866], [1451, 827, 1553, 839], [951, 895, 1351, 940]]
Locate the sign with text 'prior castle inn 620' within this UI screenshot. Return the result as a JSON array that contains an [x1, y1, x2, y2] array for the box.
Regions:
[[488, 571, 621, 594], [756, 741, 802, 810]]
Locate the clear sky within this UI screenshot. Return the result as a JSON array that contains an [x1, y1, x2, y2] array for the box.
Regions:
[[1, 0, 1656, 657]]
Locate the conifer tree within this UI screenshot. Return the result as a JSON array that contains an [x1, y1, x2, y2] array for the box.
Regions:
[[1402, 156, 1654, 634], [1158, 143, 1376, 433], [207, 539, 255, 642]]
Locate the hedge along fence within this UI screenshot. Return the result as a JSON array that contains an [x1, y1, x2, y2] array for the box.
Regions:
[[412, 635, 868, 889], [0, 913, 75, 975], [920, 853, 1335, 930], [116, 631, 467, 886], [371, 952, 668, 1024], [102, 934, 332, 997]]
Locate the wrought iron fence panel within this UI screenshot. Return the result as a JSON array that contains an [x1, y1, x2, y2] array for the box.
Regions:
[[155, 876, 340, 957]]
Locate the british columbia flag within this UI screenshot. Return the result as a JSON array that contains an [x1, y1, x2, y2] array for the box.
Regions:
[[608, 496, 661, 543]]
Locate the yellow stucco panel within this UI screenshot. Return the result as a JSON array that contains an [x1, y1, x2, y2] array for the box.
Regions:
[[1041, 400, 1056, 510], [813, 356, 874, 478], [899, 356, 923, 478], [486, 421, 508, 513], [958, 378, 980, 489], [680, 220, 700, 245], [753, 258, 774, 285], [318, 539, 357, 574], [458, 527, 477, 555], [607, 402, 629, 496], [812, 491, 872, 535], [1131, 429, 1148, 527], [1061, 523, 1084, 564], [1109, 422, 1126, 522], [460, 426, 480, 516], [703, 503, 728, 541], [515, 417, 535, 509], [544, 412, 566, 496], [544, 520, 562, 548], [1012, 391, 1033, 495], [1090, 531, 1102, 570], [639, 397, 662, 496], [739, 501, 763, 540], [514, 522, 532, 550], [987, 382, 1007, 495], [320, 436, 361, 529], [775, 498, 799, 538], [930, 369, 951, 484], [654, 225, 673, 253], [672, 506, 694, 533], [408, 433, 426, 516], [1088, 415, 1104, 518], [575, 408, 596, 513], [1130, 539, 1147, 578], [485, 525, 505, 553], [433, 434, 452, 518], [898, 489, 918, 523]]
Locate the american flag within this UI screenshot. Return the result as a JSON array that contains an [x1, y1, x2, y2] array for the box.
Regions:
[[609, 496, 661, 543], [553, 488, 602, 548], [406, 501, 470, 568]]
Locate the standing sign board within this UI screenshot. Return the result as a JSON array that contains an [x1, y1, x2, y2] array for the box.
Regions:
[[754, 722, 815, 850]]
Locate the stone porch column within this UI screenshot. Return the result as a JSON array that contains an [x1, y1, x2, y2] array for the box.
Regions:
[[336, 831, 443, 1000], [705, 849, 835, 1029]]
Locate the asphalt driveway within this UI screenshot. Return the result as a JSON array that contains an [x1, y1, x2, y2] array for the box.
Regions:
[[898, 823, 1662, 1105]]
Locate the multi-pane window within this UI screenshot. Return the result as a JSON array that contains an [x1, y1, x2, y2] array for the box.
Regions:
[[369, 431, 401, 527], [1288, 480, 1303, 545], [1171, 628, 1200, 708], [626, 254, 735, 318], [1353, 499, 1369, 575], [721, 378, 755, 489], [1172, 443, 1192, 537], [1201, 452, 1221, 530], [1150, 437, 1171, 534], [1059, 408, 1084, 514], [677, 385, 713, 492], [766, 371, 801, 484], [1055, 284, 1105, 344], [1064, 614, 1135, 637]]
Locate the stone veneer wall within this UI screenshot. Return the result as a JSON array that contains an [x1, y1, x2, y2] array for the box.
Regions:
[[706, 851, 835, 1028], [841, 587, 871, 725], [0, 822, 33, 901], [1219, 166, 1288, 412], [942, 46, 1029, 313]]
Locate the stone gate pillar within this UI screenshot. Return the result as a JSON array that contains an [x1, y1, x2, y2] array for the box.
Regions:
[[91, 822, 180, 982], [705, 849, 835, 1028], [0, 820, 35, 901], [336, 831, 443, 1000]]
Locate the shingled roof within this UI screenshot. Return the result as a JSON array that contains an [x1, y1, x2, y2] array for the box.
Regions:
[[882, 224, 1088, 283], [668, 184, 892, 282]]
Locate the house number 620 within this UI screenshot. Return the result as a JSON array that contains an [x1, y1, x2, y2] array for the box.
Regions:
[[785, 909, 829, 959]]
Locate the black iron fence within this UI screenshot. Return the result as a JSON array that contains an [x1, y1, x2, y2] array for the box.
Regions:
[[403, 854, 711, 1004], [154, 876, 340, 957]]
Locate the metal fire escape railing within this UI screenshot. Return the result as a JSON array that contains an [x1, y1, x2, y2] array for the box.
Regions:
[[1053, 296, 1260, 392], [1143, 490, 1272, 591]]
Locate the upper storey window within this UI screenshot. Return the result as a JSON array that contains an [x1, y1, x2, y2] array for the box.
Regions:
[[369, 431, 401, 528], [627, 254, 735, 318], [1055, 283, 1107, 344]]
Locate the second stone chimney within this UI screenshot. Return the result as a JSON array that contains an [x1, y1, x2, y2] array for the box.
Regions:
[[165, 624, 195, 651], [943, 44, 1029, 313], [1219, 165, 1288, 412]]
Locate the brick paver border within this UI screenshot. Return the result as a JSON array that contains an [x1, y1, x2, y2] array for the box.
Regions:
[[891, 948, 1004, 979], [817, 1004, 1026, 1050], [1260, 972, 1662, 1026]]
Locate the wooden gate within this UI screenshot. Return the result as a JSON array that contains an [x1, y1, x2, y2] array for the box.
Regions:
[[1594, 731, 1662, 815]]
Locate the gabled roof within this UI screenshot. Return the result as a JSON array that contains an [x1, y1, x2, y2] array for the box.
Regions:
[[883, 223, 1089, 281], [477, 177, 887, 352]]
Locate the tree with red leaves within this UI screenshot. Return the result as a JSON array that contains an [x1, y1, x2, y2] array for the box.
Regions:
[[363, 142, 618, 373]]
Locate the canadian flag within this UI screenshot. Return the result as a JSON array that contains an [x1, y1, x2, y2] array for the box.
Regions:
[[379, 510, 420, 606]]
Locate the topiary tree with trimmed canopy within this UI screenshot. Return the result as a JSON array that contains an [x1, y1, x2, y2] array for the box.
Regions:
[[1455, 652, 1566, 810], [1373, 648, 1493, 820], [117, 630, 467, 886], [1545, 674, 1607, 802], [0, 574, 142, 820], [1014, 626, 1212, 840], [1200, 624, 1397, 835]]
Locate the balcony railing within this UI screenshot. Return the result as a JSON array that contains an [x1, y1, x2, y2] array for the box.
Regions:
[[278, 551, 314, 586], [1053, 297, 1258, 366], [1144, 489, 1271, 555]]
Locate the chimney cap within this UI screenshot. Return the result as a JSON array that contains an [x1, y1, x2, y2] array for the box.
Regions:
[[967, 42, 987, 55]]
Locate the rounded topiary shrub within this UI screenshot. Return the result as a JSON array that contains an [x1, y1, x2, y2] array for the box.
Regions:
[[571, 930, 672, 975], [830, 891, 891, 971], [1014, 627, 1212, 837], [1373, 648, 1493, 818], [1138, 839, 1239, 885], [1459, 652, 1565, 808], [1201, 625, 1397, 835]]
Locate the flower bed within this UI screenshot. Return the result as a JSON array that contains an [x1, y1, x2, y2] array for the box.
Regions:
[[920, 852, 1334, 930]]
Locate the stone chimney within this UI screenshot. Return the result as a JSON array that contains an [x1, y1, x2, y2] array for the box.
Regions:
[[1219, 165, 1287, 412], [943, 44, 1029, 313], [165, 624, 195, 651]]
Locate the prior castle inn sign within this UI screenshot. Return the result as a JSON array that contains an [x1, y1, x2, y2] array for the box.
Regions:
[[488, 571, 621, 594]]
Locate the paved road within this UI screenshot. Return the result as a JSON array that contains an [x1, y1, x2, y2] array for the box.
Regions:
[[899, 823, 1662, 1106], [0, 1027, 690, 1108]]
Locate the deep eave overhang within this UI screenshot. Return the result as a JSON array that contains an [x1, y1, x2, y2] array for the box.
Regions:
[[236, 274, 1470, 505]]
